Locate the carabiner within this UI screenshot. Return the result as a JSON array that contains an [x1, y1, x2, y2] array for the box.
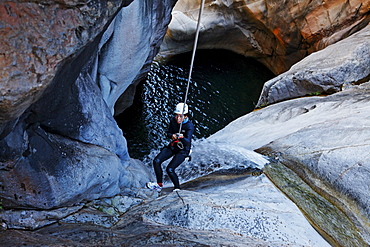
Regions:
[[177, 141, 184, 149]]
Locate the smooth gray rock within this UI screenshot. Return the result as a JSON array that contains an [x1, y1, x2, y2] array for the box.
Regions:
[[257, 24, 370, 107], [210, 82, 370, 245], [60, 207, 120, 228], [257, 85, 370, 244], [0, 64, 130, 209], [0, 170, 330, 246], [95, 0, 176, 115], [0, 1, 175, 209], [163, 140, 269, 185], [117, 174, 330, 246], [0, 205, 82, 230]]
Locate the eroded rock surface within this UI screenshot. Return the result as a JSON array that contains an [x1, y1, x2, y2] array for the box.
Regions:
[[0, 0, 175, 209], [204, 26, 370, 245], [1, 1, 370, 246], [256, 85, 370, 245], [160, 0, 369, 74], [95, 0, 177, 115], [257, 24, 370, 107], [209, 81, 370, 245], [0, 0, 132, 126], [0, 171, 330, 246]]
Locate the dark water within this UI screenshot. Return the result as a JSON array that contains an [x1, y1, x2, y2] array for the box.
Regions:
[[115, 50, 274, 159]]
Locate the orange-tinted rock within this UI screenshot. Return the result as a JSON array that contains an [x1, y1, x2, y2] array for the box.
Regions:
[[0, 1, 127, 125], [160, 0, 369, 74]]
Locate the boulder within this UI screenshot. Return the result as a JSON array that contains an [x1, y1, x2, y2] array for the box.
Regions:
[[256, 84, 370, 245], [205, 27, 370, 245], [257, 24, 370, 107]]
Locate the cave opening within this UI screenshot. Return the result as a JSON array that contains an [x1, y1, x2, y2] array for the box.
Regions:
[[115, 49, 275, 159]]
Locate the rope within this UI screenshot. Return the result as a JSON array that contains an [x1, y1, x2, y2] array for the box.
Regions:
[[178, 0, 205, 134], [176, 191, 186, 205]]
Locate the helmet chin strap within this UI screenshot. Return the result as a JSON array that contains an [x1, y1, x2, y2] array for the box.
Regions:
[[178, 0, 205, 134]]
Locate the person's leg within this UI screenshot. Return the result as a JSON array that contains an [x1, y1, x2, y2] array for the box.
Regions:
[[153, 147, 173, 185], [166, 152, 186, 189]]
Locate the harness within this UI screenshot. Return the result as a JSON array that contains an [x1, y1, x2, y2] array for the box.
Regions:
[[171, 134, 184, 149]]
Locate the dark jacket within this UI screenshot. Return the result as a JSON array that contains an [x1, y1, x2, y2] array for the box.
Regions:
[[167, 117, 194, 151]]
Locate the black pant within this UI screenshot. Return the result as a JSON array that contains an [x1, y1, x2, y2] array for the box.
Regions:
[[153, 147, 188, 189]]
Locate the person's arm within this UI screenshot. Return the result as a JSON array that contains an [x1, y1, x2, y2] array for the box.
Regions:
[[167, 118, 176, 139], [179, 122, 194, 147]]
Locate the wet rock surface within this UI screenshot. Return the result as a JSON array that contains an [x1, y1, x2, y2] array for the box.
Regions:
[[264, 162, 368, 247]]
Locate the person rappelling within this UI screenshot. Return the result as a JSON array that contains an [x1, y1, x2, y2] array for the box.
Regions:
[[146, 0, 204, 193], [146, 103, 194, 192]]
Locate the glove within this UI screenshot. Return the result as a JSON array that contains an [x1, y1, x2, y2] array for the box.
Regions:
[[172, 133, 184, 140]]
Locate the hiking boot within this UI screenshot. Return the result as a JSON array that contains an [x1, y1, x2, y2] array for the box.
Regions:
[[146, 182, 162, 192]]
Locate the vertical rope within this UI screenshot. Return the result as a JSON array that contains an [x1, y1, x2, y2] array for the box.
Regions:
[[179, 0, 205, 133]]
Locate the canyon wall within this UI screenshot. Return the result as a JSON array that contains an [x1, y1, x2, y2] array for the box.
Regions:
[[0, 0, 368, 217], [0, 0, 370, 245], [0, 0, 176, 209], [0, 0, 132, 127], [160, 0, 369, 74]]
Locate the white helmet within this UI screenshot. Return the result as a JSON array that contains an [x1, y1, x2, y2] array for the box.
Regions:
[[174, 103, 188, 114]]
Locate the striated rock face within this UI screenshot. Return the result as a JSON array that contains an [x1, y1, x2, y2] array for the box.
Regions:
[[159, 0, 369, 74], [211, 84, 370, 245], [96, 0, 177, 115], [208, 30, 370, 244], [256, 85, 370, 246], [0, 0, 175, 209]]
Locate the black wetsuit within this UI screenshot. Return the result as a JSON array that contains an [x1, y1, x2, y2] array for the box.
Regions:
[[153, 116, 194, 189]]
